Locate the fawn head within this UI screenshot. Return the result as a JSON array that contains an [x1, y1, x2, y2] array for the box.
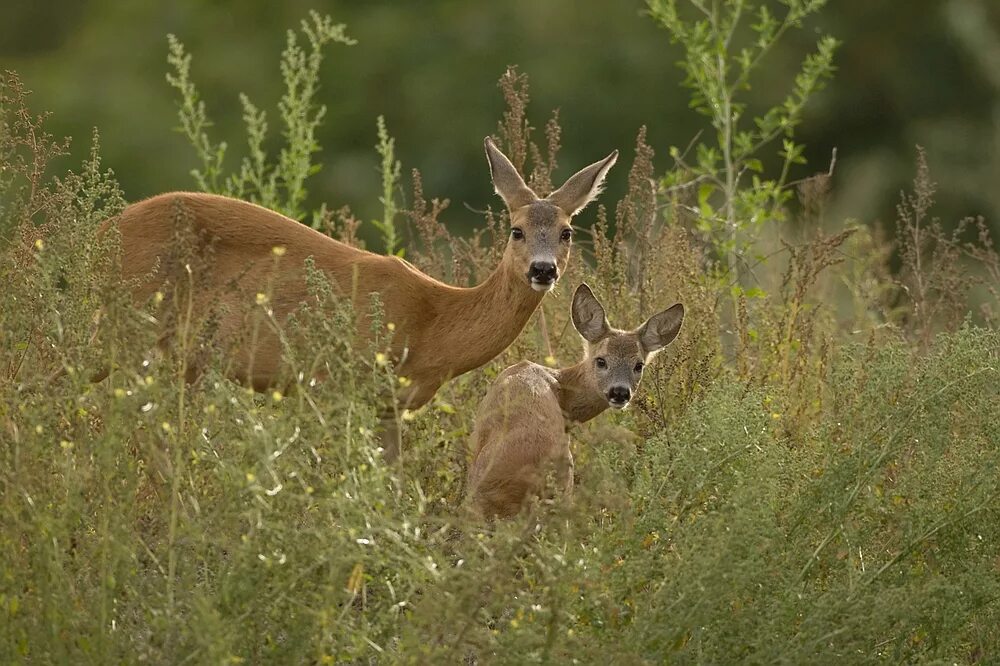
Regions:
[[485, 138, 618, 292], [571, 283, 684, 409]]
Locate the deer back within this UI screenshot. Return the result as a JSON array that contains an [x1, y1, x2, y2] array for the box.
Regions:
[[466, 361, 570, 519], [111, 192, 457, 387]]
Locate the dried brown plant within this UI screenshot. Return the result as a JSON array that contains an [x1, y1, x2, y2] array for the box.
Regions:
[[316, 203, 364, 249], [495, 67, 531, 174], [894, 147, 984, 345], [405, 168, 451, 279], [963, 217, 1000, 326], [528, 111, 561, 196], [0, 70, 72, 233]]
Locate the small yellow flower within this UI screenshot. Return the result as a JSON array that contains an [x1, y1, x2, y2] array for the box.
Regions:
[[144, 376, 154, 386], [113, 388, 126, 398], [398, 376, 412, 387], [255, 292, 269, 305], [60, 440, 73, 450], [374, 352, 388, 366], [34, 239, 44, 250], [402, 409, 417, 422], [271, 245, 287, 256], [161, 422, 172, 433], [271, 390, 283, 402], [154, 291, 164, 304], [544, 355, 558, 367], [771, 412, 781, 420], [386, 322, 396, 332], [35, 425, 43, 434], [204, 404, 216, 414], [246, 472, 256, 483]]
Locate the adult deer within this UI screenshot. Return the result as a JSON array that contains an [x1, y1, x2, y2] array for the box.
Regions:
[[465, 284, 684, 519], [108, 138, 618, 458]]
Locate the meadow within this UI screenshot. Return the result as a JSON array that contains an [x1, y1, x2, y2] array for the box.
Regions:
[[2, 5, 999, 664]]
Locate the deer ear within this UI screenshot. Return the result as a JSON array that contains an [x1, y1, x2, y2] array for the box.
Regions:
[[572, 283, 611, 343], [484, 137, 537, 211], [546, 149, 618, 216], [637, 303, 684, 355]]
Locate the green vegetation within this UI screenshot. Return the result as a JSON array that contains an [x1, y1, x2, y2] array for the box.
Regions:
[[2, 4, 999, 663], [165, 11, 355, 219], [649, 0, 838, 276]]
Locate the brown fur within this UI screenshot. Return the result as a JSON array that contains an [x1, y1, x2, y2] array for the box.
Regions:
[[104, 139, 617, 458], [466, 284, 683, 519]]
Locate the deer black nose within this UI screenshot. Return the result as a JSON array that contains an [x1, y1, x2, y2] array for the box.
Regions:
[[528, 261, 558, 284], [607, 386, 631, 406]]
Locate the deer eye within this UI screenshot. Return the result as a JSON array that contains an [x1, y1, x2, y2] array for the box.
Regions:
[[511, 228, 525, 241], [595, 357, 607, 369], [560, 228, 573, 242], [634, 361, 644, 373]]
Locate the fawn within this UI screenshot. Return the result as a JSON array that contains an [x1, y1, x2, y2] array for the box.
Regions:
[[103, 138, 617, 458], [466, 283, 684, 519]]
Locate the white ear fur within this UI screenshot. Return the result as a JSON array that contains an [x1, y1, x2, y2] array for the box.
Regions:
[[484, 137, 537, 210], [546, 149, 618, 216], [637, 303, 684, 355], [571, 283, 611, 343]]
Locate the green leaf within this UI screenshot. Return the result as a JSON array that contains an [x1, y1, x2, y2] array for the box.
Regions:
[[698, 182, 716, 220]]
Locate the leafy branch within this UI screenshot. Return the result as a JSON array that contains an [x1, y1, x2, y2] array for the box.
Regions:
[[166, 11, 355, 221]]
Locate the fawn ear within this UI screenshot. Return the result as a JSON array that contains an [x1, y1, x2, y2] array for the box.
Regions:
[[484, 137, 537, 211], [637, 303, 684, 356], [546, 149, 619, 216], [572, 283, 611, 343]]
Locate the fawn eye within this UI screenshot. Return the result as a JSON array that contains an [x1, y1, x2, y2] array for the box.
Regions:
[[560, 228, 573, 242], [595, 357, 607, 369], [511, 228, 525, 241], [634, 361, 644, 373]]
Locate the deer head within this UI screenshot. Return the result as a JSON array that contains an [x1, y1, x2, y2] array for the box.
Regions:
[[485, 138, 618, 292], [571, 283, 684, 409]]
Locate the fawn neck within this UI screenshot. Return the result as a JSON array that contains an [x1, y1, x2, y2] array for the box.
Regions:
[[435, 254, 544, 376], [554, 361, 608, 424]]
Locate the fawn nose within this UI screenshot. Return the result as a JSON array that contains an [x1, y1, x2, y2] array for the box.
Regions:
[[527, 261, 558, 289], [607, 386, 631, 408]]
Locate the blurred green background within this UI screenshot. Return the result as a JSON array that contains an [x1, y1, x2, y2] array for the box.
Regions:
[[4, 0, 999, 235]]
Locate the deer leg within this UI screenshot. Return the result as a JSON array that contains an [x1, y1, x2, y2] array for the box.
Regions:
[[377, 381, 438, 463], [554, 447, 575, 497], [379, 412, 403, 462]]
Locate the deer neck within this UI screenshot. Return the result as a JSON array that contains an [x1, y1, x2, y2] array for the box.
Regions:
[[554, 361, 608, 424], [435, 255, 543, 376]]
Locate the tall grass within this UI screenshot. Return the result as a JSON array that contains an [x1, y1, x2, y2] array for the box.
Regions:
[[2, 6, 1000, 662]]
